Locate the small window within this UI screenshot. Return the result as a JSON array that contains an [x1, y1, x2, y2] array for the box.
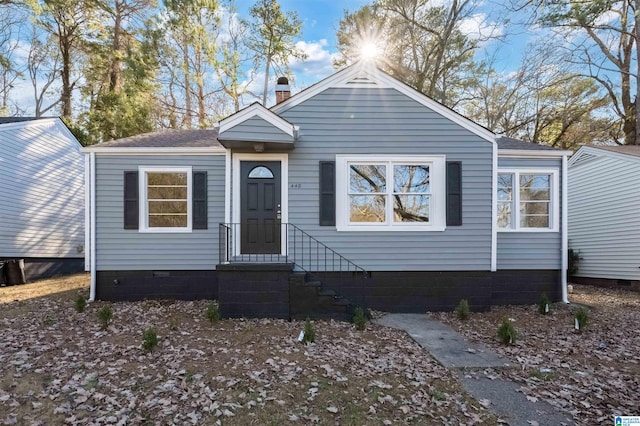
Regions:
[[139, 167, 192, 232], [497, 169, 558, 232], [248, 166, 274, 179]]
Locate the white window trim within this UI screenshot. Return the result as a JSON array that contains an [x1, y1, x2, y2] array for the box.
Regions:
[[336, 155, 446, 232], [497, 168, 559, 233], [139, 166, 193, 233]]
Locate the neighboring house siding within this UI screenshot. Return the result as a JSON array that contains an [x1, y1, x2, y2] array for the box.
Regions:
[[497, 157, 562, 269], [220, 116, 292, 143], [276, 87, 493, 271], [568, 154, 640, 281], [0, 120, 84, 258], [95, 155, 224, 270]]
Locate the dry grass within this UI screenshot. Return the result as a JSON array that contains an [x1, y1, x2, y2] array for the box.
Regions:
[[0, 274, 497, 425], [0, 273, 89, 304]]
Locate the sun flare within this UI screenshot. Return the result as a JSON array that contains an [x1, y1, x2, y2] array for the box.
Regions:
[[360, 42, 380, 60]]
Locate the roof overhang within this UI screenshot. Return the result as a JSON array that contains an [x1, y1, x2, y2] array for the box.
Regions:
[[215, 139, 295, 151], [499, 149, 572, 158], [80, 146, 225, 155]]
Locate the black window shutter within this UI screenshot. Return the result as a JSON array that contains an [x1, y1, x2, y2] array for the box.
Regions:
[[446, 161, 462, 226], [319, 161, 335, 226], [124, 171, 139, 229], [192, 171, 208, 229]]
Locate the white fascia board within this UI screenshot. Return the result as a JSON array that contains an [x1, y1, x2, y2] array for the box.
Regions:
[[81, 147, 225, 155], [271, 62, 497, 144], [219, 103, 296, 137], [499, 149, 573, 158]]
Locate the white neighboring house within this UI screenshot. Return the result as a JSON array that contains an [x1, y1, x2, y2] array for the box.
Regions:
[[0, 117, 85, 281], [568, 145, 640, 286]]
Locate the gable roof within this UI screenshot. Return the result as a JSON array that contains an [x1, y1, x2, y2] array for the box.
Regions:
[[271, 61, 496, 144], [82, 129, 225, 154], [569, 144, 640, 167], [218, 102, 297, 141]]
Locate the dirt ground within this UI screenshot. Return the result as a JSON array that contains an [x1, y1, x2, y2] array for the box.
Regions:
[[0, 275, 495, 425], [1, 276, 638, 425]]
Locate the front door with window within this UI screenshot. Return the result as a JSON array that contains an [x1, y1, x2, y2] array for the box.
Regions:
[[240, 161, 281, 254]]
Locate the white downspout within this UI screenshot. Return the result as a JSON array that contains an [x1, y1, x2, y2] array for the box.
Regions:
[[490, 142, 497, 271], [84, 154, 91, 272], [561, 154, 569, 303], [89, 152, 97, 301]]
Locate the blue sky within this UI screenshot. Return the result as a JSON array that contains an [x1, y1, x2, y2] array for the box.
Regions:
[[232, 0, 523, 97]]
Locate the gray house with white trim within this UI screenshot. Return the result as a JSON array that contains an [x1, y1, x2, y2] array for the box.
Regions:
[[83, 63, 570, 316], [569, 145, 640, 287], [0, 117, 85, 280]]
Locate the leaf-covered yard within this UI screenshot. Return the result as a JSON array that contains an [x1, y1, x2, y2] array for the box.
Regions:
[[2, 275, 638, 425], [0, 275, 495, 425], [437, 285, 640, 426]]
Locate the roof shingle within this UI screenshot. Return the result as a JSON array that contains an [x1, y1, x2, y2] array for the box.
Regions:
[[95, 129, 224, 151]]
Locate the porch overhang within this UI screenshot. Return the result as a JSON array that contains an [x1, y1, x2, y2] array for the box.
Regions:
[[217, 137, 295, 151]]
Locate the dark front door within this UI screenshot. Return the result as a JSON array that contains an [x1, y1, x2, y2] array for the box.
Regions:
[[241, 161, 281, 254]]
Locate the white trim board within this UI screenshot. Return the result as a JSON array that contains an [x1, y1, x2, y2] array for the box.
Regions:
[[271, 62, 496, 144], [499, 149, 572, 158], [219, 103, 297, 137], [231, 152, 289, 256]]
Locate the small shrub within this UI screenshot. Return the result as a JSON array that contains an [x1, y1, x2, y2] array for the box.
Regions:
[[497, 318, 517, 345], [205, 302, 220, 323], [302, 318, 316, 344], [97, 305, 113, 330], [352, 307, 367, 331], [568, 249, 580, 276], [142, 327, 159, 352], [168, 316, 179, 331], [574, 307, 589, 332], [455, 299, 470, 320], [538, 293, 550, 315], [74, 296, 87, 313]]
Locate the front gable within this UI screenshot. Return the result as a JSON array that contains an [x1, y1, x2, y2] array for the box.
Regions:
[[271, 62, 496, 145], [218, 103, 298, 150]]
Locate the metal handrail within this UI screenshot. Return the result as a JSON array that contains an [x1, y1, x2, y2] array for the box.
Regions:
[[218, 222, 368, 277]]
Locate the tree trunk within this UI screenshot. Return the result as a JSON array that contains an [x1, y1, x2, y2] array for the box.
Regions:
[[110, 0, 123, 93], [262, 58, 271, 106], [634, 0, 640, 144], [59, 29, 72, 119]]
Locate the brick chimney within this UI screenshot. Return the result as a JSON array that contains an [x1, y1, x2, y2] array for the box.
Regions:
[[275, 77, 291, 104]]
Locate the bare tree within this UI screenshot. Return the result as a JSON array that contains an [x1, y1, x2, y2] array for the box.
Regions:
[[27, 27, 62, 116]]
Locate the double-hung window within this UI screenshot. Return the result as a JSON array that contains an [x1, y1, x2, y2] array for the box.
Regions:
[[139, 166, 192, 232], [337, 156, 446, 231], [497, 169, 558, 232]]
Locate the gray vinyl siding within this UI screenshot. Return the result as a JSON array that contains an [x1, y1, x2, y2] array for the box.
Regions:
[[273, 87, 493, 271], [0, 120, 84, 258], [497, 157, 562, 269], [95, 155, 224, 270], [569, 153, 640, 281], [220, 116, 292, 143]]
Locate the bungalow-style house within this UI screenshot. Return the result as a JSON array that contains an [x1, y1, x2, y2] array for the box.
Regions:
[[0, 117, 85, 282], [568, 145, 640, 288], [82, 63, 571, 318]]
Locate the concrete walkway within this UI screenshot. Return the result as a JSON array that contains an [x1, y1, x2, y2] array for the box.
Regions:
[[375, 313, 573, 426]]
